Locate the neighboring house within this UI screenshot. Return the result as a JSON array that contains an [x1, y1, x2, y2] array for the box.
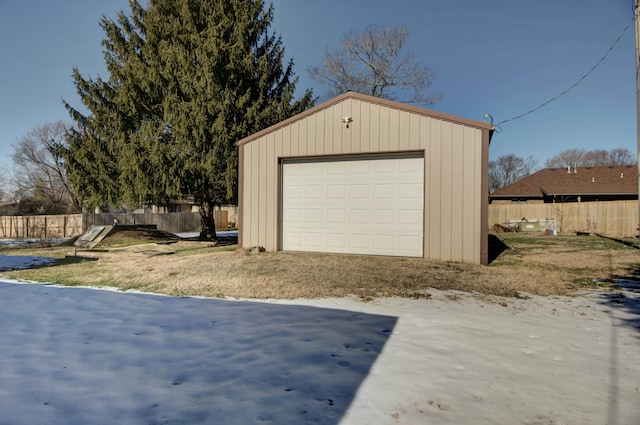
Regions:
[[0, 201, 19, 216], [237, 91, 494, 265], [490, 165, 638, 203]]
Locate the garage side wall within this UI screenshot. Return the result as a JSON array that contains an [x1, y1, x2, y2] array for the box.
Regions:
[[240, 98, 486, 264]]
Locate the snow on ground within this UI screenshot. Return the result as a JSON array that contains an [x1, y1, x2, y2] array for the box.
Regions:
[[0, 265, 639, 424], [0, 254, 57, 271], [175, 230, 238, 239], [0, 281, 394, 425], [0, 238, 67, 248]]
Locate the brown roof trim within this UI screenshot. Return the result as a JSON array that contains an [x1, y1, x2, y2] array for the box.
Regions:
[[237, 92, 494, 146]]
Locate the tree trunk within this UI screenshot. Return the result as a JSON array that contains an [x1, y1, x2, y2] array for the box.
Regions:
[[199, 200, 217, 240]]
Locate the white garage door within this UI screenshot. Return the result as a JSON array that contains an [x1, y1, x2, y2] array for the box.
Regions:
[[281, 155, 424, 257]]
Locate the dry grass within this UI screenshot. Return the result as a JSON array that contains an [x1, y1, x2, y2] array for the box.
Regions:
[[1, 232, 638, 300]]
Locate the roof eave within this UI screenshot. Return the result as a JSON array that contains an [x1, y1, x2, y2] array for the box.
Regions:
[[237, 91, 494, 147]]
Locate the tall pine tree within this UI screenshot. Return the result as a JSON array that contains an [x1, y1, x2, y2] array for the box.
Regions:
[[63, 0, 314, 237]]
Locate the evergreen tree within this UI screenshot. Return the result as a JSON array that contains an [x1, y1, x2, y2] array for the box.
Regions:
[[63, 0, 314, 237]]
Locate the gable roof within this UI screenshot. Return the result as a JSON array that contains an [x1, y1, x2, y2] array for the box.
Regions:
[[237, 91, 494, 147], [491, 165, 638, 198]]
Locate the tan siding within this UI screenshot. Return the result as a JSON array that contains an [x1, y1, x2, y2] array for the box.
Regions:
[[421, 116, 432, 259], [389, 108, 401, 151], [330, 103, 340, 154], [379, 106, 391, 151], [360, 101, 371, 152], [249, 143, 260, 247], [278, 127, 288, 158], [406, 114, 422, 150], [320, 108, 331, 155], [332, 100, 353, 154], [351, 100, 362, 152], [370, 104, 381, 151], [265, 133, 276, 250], [304, 115, 314, 156], [290, 121, 299, 157], [462, 127, 480, 262], [239, 96, 489, 264], [450, 124, 464, 262], [427, 119, 442, 259], [439, 121, 453, 260], [258, 139, 268, 246]]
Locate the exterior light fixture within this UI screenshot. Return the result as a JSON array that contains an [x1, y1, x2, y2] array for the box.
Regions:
[[341, 116, 353, 128]]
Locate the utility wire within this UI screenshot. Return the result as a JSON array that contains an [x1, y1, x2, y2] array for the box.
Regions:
[[494, 16, 634, 131]]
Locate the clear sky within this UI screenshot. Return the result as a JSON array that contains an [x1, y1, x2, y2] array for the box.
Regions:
[[0, 0, 636, 172]]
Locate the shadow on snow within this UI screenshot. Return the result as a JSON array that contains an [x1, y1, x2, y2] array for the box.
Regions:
[[0, 281, 396, 425]]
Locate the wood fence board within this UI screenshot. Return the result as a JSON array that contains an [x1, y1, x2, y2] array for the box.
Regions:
[[0, 212, 214, 239], [489, 200, 638, 237]]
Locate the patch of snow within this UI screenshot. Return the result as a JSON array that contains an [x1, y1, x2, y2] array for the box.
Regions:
[[0, 238, 68, 248], [175, 230, 237, 239], [0, 254, 57, 271], [0, 280, 638, 424]]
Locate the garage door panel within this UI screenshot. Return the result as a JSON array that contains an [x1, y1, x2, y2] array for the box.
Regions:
[[305, 209, 324, 223], [398, 235, 422, 252], [350, 161, 371, 174], [282, 156, 423, 257], [326, 233, 346, 248], [399, 209, 422, 226], [350, 185, 370, 199], [327, 161, 348, 175], [373, 210, 395, 225], [374, 160, 396, 174], [374, 184, 395, 199], [327, 184, 347, 199], [285, 184, 304, 200], [349, 234, 370, 249], [283, 208, 304, 224], [283, 231, 303, 247], [373, 234, 395, 249], [305, 185, 324, 200], [327, 209, 347, 224], [349, 209, 370, 224], [399, 183, 422, 199]]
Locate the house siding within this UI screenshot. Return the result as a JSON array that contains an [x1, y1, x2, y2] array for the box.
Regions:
[[239, 93, 490, 264]]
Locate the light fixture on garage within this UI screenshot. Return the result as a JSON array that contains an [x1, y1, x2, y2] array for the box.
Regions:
[[341, 116, 353, 128]]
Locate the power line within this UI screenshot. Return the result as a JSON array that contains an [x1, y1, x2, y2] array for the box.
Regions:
[[494, 16, 634, 131]]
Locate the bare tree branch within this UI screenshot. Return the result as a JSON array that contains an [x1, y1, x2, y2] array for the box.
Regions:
[[489, 154, 539, 193], [309, 24, 442, 104], [11, 121, 82, 214], [545, 147, 636, 168]]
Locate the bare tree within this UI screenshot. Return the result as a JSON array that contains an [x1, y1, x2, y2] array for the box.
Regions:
[[309, 24, 442, 104], [545, 147, 636, 168], [489, 154, 538, 193], [11, 121, 81, 214], [606, 147, 636, 165], [545, 148, 587, 169], [0, 165, 9, 201], [582, 149, 609, 167]]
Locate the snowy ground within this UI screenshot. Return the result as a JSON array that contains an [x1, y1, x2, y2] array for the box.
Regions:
[[0, 254, 57, 271], [0, 238, 67, 249], [0, 231, 233, 271], [0, 264, 639, 424]]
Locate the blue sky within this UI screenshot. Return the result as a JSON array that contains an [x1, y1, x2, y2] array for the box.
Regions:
[[0, 0, 636, 172]]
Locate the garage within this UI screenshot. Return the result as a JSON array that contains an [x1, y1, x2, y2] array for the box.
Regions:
[[281, 154, 424, 257], [237, 92, 493, 265]]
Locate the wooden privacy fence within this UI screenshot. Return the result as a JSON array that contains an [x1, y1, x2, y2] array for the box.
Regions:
[[0, 211, 228, 239], [0, 214, 83, 239], [489, 200, 639, 238], [83, 211, 227, 234]]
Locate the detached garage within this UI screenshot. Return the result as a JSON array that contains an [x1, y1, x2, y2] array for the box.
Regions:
[[237, 92, 493, 265]]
